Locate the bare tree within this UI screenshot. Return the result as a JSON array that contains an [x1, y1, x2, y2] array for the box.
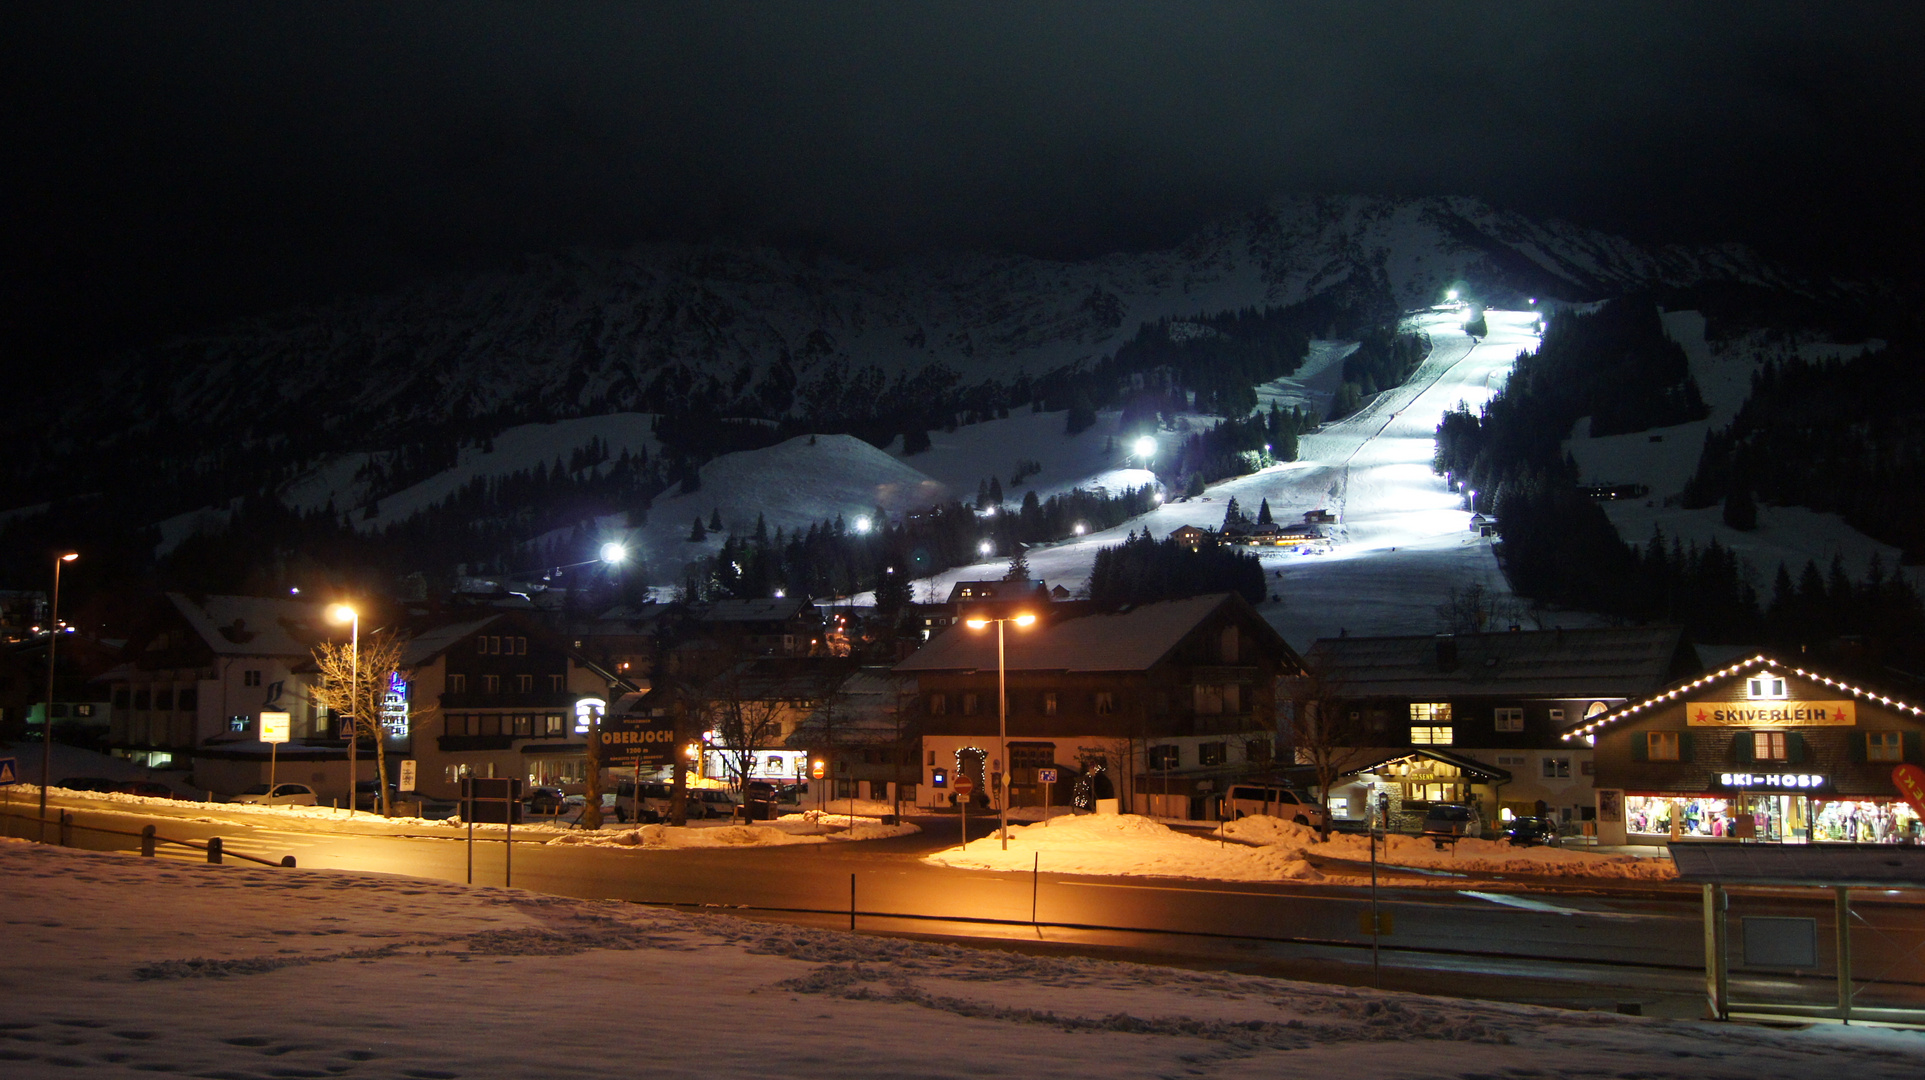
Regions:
[[695, 663, 791, 796], [310, 631, 416, 817], [1283, 658, 1381, 837]]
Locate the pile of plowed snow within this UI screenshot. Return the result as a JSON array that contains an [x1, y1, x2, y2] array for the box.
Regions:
[[924, 813, 1325, 882], [548, 819, 919, 849]]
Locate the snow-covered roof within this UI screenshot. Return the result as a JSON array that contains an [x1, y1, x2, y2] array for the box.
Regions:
[[398, 616, 504, 667], [167, 593, 330, 658], [1308, 626, 1692, 700], [695, 598, 816, 624], [895, 594, 1281, 675], [788, 666, 914, 746]]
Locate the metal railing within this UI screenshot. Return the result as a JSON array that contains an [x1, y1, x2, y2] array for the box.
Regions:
[[0, 807, 296, 868]]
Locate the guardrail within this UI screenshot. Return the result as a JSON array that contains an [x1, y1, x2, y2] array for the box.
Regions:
[[0, 808, 296, 868]]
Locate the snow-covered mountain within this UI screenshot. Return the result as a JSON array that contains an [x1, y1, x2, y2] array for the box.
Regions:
[[65, 194, 1804, 454]]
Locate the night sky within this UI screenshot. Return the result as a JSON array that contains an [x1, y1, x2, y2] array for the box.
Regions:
[[5, 2, 1922, 378]]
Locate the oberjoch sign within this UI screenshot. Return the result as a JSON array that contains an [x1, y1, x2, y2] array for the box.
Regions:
[[1687, 701, 1855, 727], [597, 711, 678, 768]]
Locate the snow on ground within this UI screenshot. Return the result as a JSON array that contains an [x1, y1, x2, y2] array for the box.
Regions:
[[885, 405, 1162, 504], [926, 813, 1673, 884], [911, 309, 1540, 641], [284, 413, 666, 525], [1602, 500, 1923, 587], [7, 839, 1918, 1079], [1255, 338, 1358, 416], [635, 433, 949, 577]]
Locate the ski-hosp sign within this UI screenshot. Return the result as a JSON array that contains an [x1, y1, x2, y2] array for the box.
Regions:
[[1687, 700, 1856, 727]]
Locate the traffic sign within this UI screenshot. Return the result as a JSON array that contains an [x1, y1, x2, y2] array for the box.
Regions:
[[952, 773, 976, 797], [259, 710, 290, 744], [398, 759, 417, 792], [0, 756, 16, 785], [1037, 768, 1058, 784]]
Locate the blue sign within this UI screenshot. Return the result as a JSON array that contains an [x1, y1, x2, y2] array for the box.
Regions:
[[0, 756, 17, 785]]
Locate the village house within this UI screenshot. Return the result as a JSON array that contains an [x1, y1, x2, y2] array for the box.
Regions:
[[1571, 653, 1925, 845], [690, 597, 826, 657], [1303, 627, 1699, 829], [894, 593, 1304, 819]]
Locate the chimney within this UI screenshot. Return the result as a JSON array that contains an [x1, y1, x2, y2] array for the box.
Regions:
[[1434, 635, 1458, 671]]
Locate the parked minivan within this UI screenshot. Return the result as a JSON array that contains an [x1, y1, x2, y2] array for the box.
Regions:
[[1421, 803, 1484, 843], [1220, 785, 1326, 828]]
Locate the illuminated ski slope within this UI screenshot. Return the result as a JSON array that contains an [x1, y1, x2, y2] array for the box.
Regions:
[[927, 309, 1546, 643]]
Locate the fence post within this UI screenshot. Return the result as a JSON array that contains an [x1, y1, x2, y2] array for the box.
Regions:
[[58, 811, 73, 847], [141, 824, 156, 857], [207, 836, 223, 865]]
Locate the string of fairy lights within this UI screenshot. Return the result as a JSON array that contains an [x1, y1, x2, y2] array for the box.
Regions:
[[1561, 654, 1925, 744]]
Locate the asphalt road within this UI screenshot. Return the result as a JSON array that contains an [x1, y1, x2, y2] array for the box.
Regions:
[[13, 795, 1925, 1020]]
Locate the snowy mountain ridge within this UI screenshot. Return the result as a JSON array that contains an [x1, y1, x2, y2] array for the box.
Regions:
[[78, 194, 1802, 452]]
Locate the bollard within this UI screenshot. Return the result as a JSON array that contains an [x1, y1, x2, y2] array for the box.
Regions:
[[59, 811, 73, 847], [141, 824, 156, 857], [207, 836, 223, 865], [280, 855, 296, 867]]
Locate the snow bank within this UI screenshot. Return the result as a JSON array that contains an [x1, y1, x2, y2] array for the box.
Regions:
[[1306, 830, 1676, 880], [925, 813, 1325, 882]]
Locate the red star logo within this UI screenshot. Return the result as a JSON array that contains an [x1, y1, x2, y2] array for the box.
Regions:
[[1693, 707, 1711, 724]]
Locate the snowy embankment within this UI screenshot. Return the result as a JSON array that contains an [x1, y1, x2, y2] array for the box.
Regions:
[[5, 839, 1915, 1079], [547, 813, 918, 849], [927, 814, 1674, 883]]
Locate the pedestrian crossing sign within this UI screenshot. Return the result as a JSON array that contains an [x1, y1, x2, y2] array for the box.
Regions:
[[0, 756, 17, 785]]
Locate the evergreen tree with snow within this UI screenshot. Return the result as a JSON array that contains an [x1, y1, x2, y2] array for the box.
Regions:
[[1257, 498, 1274, 525], [1004, 548, 1031, 582], [688, 516, 707, 542]]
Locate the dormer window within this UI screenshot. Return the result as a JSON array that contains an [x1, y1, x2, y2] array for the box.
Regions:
[[1746, 676, 1788, 700]]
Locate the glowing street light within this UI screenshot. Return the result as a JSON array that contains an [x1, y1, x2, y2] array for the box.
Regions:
[[38, 552, 78, 839], [854, 516, 871, 534], [1446, 289, 1459, 302], [599, 542, 628, 564], [1072, 523, 1086, 536], [979, 540, 993, 557], [963, 611, 1037, 849], [329, 603, 360, 811], [1133, 436, 1157, 460]]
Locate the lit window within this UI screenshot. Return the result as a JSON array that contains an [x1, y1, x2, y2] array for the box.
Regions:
[[1868, 732, 1903, 762], [928, 693, 947, 716], [1753, 731, 1788, 761], [1095, 692, 1114, 715], [1410, 702, 1452, 723], [1541, 757, 1571, 779], [962, 693, 978, 716], [1646, 732, 1680, 761], [1411, 726, 1453, 745], [1746, 676, 1787, 700], [1042, 691, 1057, 716], [1199, 742, 1226, 766], [1494, 707, 1524, 732]]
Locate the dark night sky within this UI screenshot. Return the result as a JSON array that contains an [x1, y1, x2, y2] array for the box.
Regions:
[[5, 2, 1923, 377]]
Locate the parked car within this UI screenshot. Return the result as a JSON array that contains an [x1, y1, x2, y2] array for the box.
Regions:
[[1421, 803, 1483, 843], [685, 789, 742, 820], [231, 783, 318, 806], [523, 786, 569, 816], [1219, 785, 1327, 828], [562, 792, 631, 824], [1495, 815, 1559, 847], [108, 780, 177, 799], [354, 779, 402, 811], [56, 777, 117, 793]]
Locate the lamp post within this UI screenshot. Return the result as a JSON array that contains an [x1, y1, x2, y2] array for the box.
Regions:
[[39, 552, 78, 839], [329, 603, 359, 812], [964, 610, 1036, 849]]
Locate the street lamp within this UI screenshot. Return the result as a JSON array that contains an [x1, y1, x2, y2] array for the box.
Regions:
[[1133, 436, 1156, 462], [329, 603, 359, 812], [600, 542, 628, 565], [38, 552, 77, 839], [963, 611, 1037, 850]]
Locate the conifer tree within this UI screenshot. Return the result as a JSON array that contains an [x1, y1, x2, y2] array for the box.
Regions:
[[689, 516, 707, 542], [1257, 498, 1274, 525]]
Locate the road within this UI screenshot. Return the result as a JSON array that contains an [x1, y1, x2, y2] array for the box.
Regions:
[[14, 794, 1925, 1020]]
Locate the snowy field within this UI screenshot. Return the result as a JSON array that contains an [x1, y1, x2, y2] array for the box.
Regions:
[[1562, 310, 1918, 589], [5, 839, 1919, 1079], [924, 814, 1676, 884]]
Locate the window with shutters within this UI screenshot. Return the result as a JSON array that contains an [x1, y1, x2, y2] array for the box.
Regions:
[[1646, 732, 1680, 761], [1868, 732, 1903, 762], [1753, 731, 1788, 761]]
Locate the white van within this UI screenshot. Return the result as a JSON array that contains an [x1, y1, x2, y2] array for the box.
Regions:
[[1220, 785, 1326, 827]]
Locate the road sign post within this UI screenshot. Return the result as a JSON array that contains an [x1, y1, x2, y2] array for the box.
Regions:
[[1038, 767, 1057, 827], [0, 755, 15, 839], [259, 711, 290, 791], [952, 773, 975, 846]]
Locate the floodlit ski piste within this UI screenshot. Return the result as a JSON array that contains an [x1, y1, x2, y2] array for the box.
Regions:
[[899, 305, 1541, 642]]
